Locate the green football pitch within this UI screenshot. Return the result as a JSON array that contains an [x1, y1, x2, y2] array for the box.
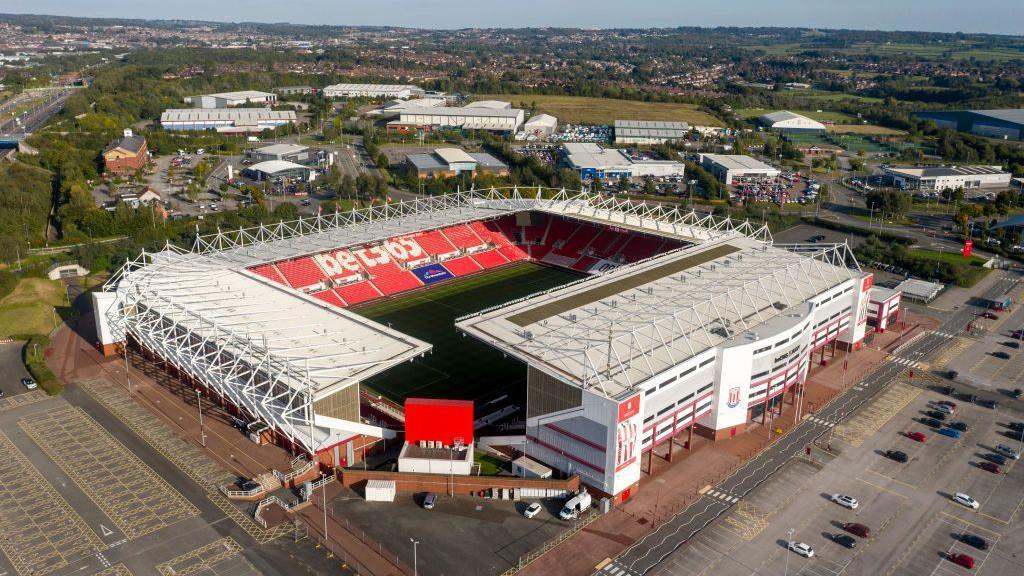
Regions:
[[356, 262, 582, 404]]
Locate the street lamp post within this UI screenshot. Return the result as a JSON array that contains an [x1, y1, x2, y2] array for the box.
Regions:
[[784, 527, 795, 576], [410, 538, 420, 576], [322, 471, 331, 557], [196, 388, 206, 447]]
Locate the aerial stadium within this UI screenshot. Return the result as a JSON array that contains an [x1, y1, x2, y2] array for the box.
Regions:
[[93, 188, 871, 501]]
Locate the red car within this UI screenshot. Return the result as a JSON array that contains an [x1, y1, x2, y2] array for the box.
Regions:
[[907, 431, 927, 442], [949, 553, 975, 569], [979, 461, 1001, 474], [843, 522, 871, 538], [982, 312, 999, 320]]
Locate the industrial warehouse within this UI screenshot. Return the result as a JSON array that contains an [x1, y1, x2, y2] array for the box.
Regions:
[[92, 188, 883, 504], [159, 108, 297, 132]]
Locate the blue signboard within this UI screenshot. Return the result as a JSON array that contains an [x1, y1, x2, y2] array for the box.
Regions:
[[412, 263, 454, 285]]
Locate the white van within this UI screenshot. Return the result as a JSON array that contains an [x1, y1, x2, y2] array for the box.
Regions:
[[559, 490, 592, 520]]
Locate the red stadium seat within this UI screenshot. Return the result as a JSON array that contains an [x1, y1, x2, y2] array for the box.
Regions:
[[472, 249, 511, 269], [311, 289, 346, 308], [497, 245, 528, 263], [413, 230, 458, 257], [442, 255, 483, 276], [619, 235, 666, 263], [276, 257, 329, 290], [554, 224, 600, 258], [545, 218, 578, 248], [571, 256, 599, 272], [336, 281, 382, 306], [441, 225, 487, 251], [472, 220, 512, 247], [371, 268, 423, 296], [588, 229, 631, 259], [249, 264, 288, 285]]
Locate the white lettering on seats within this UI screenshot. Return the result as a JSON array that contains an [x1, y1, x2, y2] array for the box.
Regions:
[[313, 253, 344, 277]]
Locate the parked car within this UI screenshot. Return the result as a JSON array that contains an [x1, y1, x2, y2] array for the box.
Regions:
[[938, 428, 962, 439], [921, 418, 943, 428], [907, 431, 927, 442], [983, 453, 1007, 465], [831, 494, 859, 509], [939, 383, 955, 393], [422, 493, 436, 510], [1009, 388, 1023, 399], [21, 377, 36, 390], [936, 400, 957, 409], [979, 398, 998, 409], [993, 351, 1011, 359], [523, 502, 543, 519], [948, 421, 968, 432], [934, 403, 955, 415], [925, 410, 948, 421], [787, 541, 814, 558], [982, 311, 999, 320], [995, 444, 1020, 460], [979, 461, 1001, 474], [843, 523, 871, 538], [886, 450, 908, 463], [831, 534, 857, 548], [948, 553, 975, 569], [953, 492, 980, 509], [1009, 421, 1024, 432], [960, 534, 989, 550]]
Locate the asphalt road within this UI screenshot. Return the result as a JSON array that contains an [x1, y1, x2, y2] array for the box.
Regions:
[[602, 272, 1022, 576]]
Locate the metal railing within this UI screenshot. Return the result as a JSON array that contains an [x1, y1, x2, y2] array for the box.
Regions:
[[499, 509, 601, 575]]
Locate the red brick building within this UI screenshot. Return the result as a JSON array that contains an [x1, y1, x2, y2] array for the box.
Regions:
[[102, 129, 148, 176]]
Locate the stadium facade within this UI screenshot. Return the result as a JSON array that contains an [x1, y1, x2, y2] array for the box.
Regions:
[[94, 188, 874, 500]]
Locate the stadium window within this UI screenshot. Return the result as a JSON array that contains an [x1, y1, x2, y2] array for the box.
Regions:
[[678, 392, 694, 404], [697, 383, 713, 395], [748, 389, 765, 399], [843, 286, 852, 294], [842, 306, 852, 313], [645, 387, 657, 396], [830, 311, 840, 320], [659, 375, 678, 390], [699, 357, 715, 368], [679, 365, 697, 378], [751, 370, 769, 380], [642, 434, 651, 445], [657, 405, 674, 417], [644, 414, 654, 424]]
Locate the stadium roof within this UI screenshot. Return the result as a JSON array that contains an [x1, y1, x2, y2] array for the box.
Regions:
[[701, 154, 780, 172], [614, 120, 690, 139], [457, 236, 858, 399]]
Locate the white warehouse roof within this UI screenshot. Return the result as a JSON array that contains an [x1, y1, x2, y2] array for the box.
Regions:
[[254, 143, 308, 156], [160, 108, 297, 123], [248, 160, 311, 174], [525, 114, 558, 128], [466, 100, 512, 110], [759, 110, 826, 131], [701, 154, 779, 172]]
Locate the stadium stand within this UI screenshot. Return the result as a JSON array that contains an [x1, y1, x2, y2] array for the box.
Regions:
[[522, 217, 548, 244], [571, 256, 600, 272], [618, 235, 667, 263], [276, 257, 329, 290], [369, 261, 424, 296], [441, 224, 487, 251], [474, 249, 512, 269], [442, 255, 483, 277], [554, 224, 601, 258], [250, 263, 288, 285], [588, 229, 631, 259], [412, 230, 458, 257], [336, 281, 382, 306], [474, 220, 515, 247], [311, 289, 346, 308]]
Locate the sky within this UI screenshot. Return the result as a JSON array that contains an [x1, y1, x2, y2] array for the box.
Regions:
[[3, 0, 1023, 35]]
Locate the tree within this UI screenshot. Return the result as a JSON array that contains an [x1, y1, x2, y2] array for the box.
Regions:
[[272, 203, 299, 221], [340, 174, 356, 199]]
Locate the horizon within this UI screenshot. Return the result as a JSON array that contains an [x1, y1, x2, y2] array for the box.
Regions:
[[3, 0, 1024, 36]]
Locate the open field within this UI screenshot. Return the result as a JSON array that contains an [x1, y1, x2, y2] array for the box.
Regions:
[[477, 94, 722, 126], [746, 41, 1024, 62], [828, 124, 906, 135], [356, 262, 580, 402], [0, 278, 67, 337]]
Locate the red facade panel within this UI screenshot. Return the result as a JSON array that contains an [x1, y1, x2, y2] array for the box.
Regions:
[[404, 398, 474, 446]]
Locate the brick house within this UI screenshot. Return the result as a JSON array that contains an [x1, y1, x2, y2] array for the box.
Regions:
[[102, 129, 148, 176]]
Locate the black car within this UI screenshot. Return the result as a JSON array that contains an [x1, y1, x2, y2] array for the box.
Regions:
[[920, 417, 943, 428], [960, 534, 989, 550], [979, 399, 999, 409], [939, 384, 955, 394], [925, 410, 948, 421], [1010, 389, 1023, 399], [984, 453, 1007, 465], [1008, 429, 1024, 441], [993, 351, 1011, 359], [886, 450, 909, 463], [832, 533, 857, 548], [1008, 421, 1024, 432], [948, 421, 969, 432]]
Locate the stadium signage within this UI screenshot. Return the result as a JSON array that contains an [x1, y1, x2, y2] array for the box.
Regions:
[[727, 386, 741, 408], [412, 263, 455, 285], [313, 238, 426, 276]]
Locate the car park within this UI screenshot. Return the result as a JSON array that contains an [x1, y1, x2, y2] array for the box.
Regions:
[[523, 502, 542, 519], [831, 534, 857, 548], [907, 431, 927, 442], [938, 428, 961, 439], [830, 494, 858, 509], [978, 461, 1001, 474], [953, 492, 979, 509], [920, 417, 943, 428], [960, 534, 989, 550], [886, 450, 908, 463], [787, 541, 814, 558]]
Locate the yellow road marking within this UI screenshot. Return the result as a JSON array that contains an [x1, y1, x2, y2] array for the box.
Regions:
[[856, 476, 910, 499], [864, 468, 919, 490], [938, 511, 1004, 536]]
